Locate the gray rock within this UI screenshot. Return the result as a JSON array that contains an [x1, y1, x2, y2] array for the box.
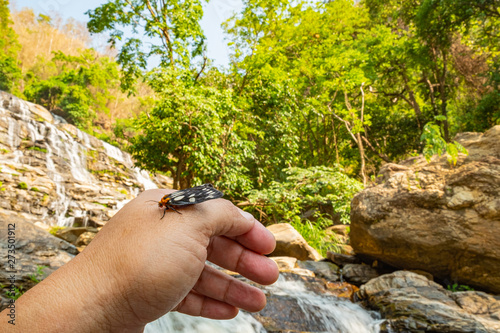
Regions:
[[0, 212, 77, 310], [342, 264, 379, 285], [297, 260, 340, 281], [359, 271, 500, 333], [327, 251, 361, 266]]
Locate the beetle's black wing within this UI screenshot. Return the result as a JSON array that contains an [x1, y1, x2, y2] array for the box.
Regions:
[[167, 183, 224, 206]]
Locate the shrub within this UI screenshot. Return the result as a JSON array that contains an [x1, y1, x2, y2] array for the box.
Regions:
[[246, 166, 364, 225]]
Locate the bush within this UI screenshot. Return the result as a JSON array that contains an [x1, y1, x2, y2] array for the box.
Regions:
[[246, 166, 364, 226]]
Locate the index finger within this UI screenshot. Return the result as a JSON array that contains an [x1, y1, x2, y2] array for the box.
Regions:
[[188, 199, 275, 253]]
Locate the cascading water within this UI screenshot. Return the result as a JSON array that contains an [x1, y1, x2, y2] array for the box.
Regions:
[[145, 311, 266, 333], [102, 140, 158, 194], [144, 274, 382, 333], [0, 92, 159, 226]]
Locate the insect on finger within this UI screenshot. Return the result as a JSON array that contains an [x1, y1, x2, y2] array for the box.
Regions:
[[156, 184, 224, 219]]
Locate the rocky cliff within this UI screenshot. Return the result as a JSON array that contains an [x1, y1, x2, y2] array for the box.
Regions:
[[350, 125, 500, 294], [0, 91, 171, 228]]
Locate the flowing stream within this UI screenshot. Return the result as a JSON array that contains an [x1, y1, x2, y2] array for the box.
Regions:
[[144, 274, 382, 333]]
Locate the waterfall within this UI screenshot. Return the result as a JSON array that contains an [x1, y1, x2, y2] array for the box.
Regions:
[[144, 274, 382, 333], [0, 92, 160, 226], [145, 311, 266, 333]]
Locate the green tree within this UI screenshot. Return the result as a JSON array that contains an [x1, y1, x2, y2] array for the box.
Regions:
[[421, 116, 468, 166], [87, 0, 261, 192], [364, 0, 500, 141], [0, 0, 21, 93], [24, 49, 120, 130], [86, 0, 207, 91], [227, 0, 384, 183], [246, 166, 364, 225], [129, 68, 255, 192]]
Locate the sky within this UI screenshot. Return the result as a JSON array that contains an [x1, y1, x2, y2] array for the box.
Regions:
[[12, 0, 243, 68]]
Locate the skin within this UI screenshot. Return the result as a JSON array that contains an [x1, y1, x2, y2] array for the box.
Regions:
[[1, 189, 279, 332]]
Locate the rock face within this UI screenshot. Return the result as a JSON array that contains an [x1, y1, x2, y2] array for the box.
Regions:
[[0, 91, 165, 227], [359, 271, 500, 332], [350, 126, 500, 294], [0, 211, 77, 310]]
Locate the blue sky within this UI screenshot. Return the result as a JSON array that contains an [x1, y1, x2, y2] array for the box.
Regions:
[[12, 0, 243, 68]]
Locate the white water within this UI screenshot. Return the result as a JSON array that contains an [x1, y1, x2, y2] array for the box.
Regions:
[[145, 311, 266, 333], [102, 141, 134, 167], [0, 93, 159, 226], [268, 275, 382, 332], [133, 168, 158, 190], [144, 274, 382, 333]]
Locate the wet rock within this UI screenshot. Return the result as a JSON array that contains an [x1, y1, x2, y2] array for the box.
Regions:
[[55, 227, 97, 244], [358, 271, 500, 333], [342, 264, 379, 285], [325, 281, 360, 300], [327, 251, 361, 266], [297, 260, 340, 281], [254, 273, 381, 332], [350, 125, 500, 294], [267, 223, 323, 261]]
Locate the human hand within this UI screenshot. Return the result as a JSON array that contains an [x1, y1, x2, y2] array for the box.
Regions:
[[8, 189, 278, 332]]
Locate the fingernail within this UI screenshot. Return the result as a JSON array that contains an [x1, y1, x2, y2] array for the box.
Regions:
[[238, 209, 255, 221]]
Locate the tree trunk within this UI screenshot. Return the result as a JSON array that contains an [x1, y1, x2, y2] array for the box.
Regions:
[[440, 50, 450, 141]]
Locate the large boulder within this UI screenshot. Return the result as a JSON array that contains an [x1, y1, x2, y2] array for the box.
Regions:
[[266, 223, 322, 261], [358, 271, 500, 333], [350, 126, 500, 293]]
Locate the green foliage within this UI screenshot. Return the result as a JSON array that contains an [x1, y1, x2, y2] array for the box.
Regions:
[[421, 119, 468, 166], [17, 182, 28, 190], [0, 0, 22, 93], [4, 285, 24, 300], [0, 53, 21, 92], [28, 265, 47, 284], [27, 146, 48, 153], [447, 283, 475, 292], [289, 219, 340, 257], [112, 118, 136, 141], [24, 49, 120, 130], [129, 68, 255, 193], [49, 226, 66, 236], [3, 266, 46, 300], [246, 166, 364, 225], [236, 70, 301, 185], [86, 0, 207, 90]]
